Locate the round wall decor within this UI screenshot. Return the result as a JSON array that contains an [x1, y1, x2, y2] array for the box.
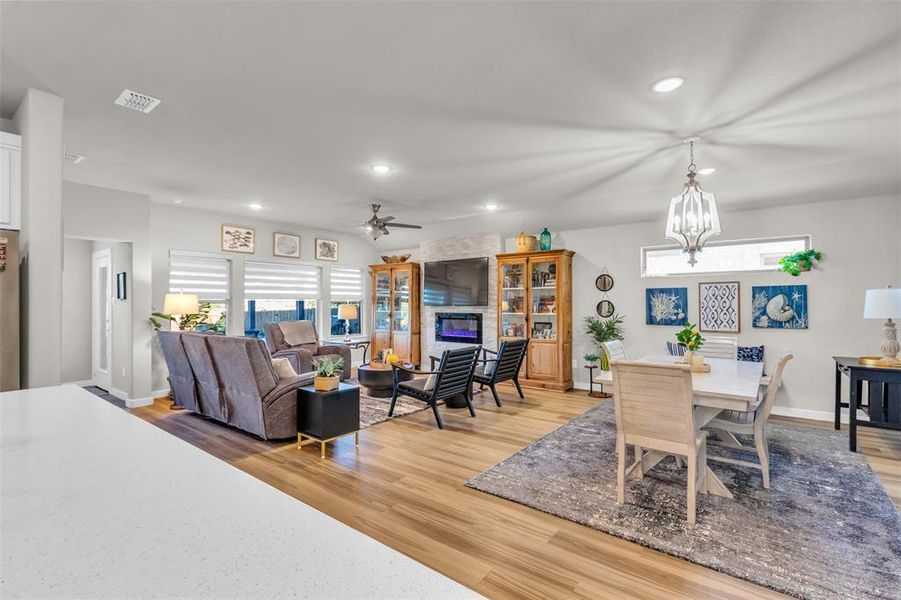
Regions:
[[596, 299, 615, 318], [595, 273, 614, 292]]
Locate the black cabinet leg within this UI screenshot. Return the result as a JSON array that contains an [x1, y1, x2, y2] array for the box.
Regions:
[[850, 375, 861, 452], [834, 365, 842, 430]]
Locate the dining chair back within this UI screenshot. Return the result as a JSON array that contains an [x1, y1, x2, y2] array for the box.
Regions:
[[754, 353, 793, 427], [610, 360, 706, 523], [701, 336, 738, 360], [601, 339, 627, 363]]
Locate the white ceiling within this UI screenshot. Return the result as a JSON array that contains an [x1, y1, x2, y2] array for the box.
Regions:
[[1, 1, 899, 249]]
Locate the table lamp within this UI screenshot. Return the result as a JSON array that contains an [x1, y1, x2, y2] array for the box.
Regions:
[[163, 292, 200, 330], [864, 287, 901, 364], [338, 303, 358, 341]]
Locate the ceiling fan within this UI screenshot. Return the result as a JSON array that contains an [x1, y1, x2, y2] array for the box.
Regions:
[[363, 203, 422, 240]]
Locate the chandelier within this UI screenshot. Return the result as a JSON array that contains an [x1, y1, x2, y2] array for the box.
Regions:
[[664, 137, 721, 266]]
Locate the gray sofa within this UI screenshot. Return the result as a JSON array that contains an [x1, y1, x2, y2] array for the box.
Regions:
[[263, 321, 351, 381], [157, 331, 314, 440]]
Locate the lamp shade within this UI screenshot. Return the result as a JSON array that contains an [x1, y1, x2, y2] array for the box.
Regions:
[[338, 303, 358, 320], [863, 288, 901, 319], [164, 293, 199, 315]]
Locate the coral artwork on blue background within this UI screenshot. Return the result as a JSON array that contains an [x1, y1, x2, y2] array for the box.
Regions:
[[646, 287, 688, 326], [751, 285, 808, 329]]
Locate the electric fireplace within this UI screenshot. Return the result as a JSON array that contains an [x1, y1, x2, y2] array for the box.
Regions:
[[434, 312, 483, 344]]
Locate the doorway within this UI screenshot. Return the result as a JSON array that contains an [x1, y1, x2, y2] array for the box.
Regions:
[[91, 248, 112, 390]]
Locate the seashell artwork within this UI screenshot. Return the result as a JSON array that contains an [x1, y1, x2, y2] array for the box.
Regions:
[[646, 287, 688, 326], [752, 285, 808, 329]]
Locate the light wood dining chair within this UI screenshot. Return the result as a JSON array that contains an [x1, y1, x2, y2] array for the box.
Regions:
[[700, 336, 738, 360], [704, 353, 793, 489], [610, 360, 707, 524], [601, 340, 627, 363]]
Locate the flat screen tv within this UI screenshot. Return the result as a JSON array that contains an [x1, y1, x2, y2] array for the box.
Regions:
[[423, 257, 489, 306]]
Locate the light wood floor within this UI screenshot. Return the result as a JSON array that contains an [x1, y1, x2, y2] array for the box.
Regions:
[[131, 384, 901, 599]]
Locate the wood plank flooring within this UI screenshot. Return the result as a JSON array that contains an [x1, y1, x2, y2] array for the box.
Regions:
[[131, 384, 900, 599]]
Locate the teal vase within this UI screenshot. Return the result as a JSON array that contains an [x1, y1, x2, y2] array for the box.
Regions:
[[539, 228, 552, 251]]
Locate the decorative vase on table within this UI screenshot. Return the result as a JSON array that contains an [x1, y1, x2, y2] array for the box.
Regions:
[[539, 228, 552, 251], [683, 350, 694, 365]]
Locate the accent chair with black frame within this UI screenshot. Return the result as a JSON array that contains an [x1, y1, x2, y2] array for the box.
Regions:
[[472, 339, 528, 406], [388, 346, 481, 429]]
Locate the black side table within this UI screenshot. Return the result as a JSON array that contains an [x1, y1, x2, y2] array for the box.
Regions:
[[297, 382, 361, 459], [833, 356, 901, 451]]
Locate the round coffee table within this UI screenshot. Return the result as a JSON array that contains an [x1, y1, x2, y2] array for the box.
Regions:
[[357, 363, 414, 398]]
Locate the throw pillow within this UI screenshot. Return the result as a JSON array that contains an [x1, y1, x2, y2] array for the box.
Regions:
[[737, 345, 765, 363], [272, 356, 297, 379], [424, 374, 437, 391]]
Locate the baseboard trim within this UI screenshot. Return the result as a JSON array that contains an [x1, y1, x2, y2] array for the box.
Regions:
[[125, 396, 155, 408], [150, 387, 170, 399], [64, 379, 95, 387], [109, 386, 130, 400]]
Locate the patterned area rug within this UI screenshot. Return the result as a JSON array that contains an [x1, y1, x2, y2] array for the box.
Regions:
[[347, 378, 429, 429], [466, 401, 901, 599]]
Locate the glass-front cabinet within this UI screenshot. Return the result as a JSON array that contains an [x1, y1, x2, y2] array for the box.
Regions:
[[369, 262, 421, 366], [497, 249, 574, 391]]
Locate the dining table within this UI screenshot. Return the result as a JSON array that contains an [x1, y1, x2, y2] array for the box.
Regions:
[[601, 354, 765, 499]]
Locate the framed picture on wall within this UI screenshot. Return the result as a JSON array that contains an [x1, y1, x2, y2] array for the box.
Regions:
[[116, 272, 127, 300], [315, 238, 339, 261], [273, 232, 301, 258], [645, 287, 688, 326], [699, 281, 740, 333], [752, 285, 808, 329], [221, 224, 255, 254]]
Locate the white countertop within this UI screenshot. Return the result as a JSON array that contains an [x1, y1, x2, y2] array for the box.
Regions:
[[0, 385, 480, 599]]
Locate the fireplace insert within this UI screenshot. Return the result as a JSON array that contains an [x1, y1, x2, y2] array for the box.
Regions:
[[435, 312, 483, 344]]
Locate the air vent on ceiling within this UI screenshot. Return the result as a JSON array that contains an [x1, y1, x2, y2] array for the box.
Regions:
[[64, 152, 85, 164], [114, 88, 161, 113]]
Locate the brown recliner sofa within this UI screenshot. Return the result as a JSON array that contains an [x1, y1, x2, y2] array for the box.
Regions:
[[263, 321, 351, 381], [157, 331, 314, 440]]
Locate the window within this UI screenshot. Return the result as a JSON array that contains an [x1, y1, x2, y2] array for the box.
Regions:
[[329, 267, 364, 337], [641, 236, 810, 277], [168, 252, 230, 333], [244, 261, 321, 337]]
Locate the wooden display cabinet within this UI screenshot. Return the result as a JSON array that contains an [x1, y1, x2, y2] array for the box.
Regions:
[[497, 249, 574, 391], [369, 262, 421, 366]]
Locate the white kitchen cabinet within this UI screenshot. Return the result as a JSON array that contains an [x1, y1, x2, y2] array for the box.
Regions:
[[0, 131, 22, 231]]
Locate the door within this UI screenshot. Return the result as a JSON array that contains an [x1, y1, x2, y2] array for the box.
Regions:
[[391, 267, 412, 362], [371, 269, 391, 360], [91, 249, 112, 390]]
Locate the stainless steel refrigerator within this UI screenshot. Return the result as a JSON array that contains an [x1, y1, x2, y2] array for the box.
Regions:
[[0, 229, 19, 391]]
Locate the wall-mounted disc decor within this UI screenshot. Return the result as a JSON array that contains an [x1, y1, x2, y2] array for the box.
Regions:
[[595, 273, 614, 292], [597, 299, 615, 318]]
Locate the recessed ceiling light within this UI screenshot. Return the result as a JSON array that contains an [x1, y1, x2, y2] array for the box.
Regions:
[[248, 203, 263, 211], [651, 77, 684, 93], [64, 152, 85, 164], [697, 167, 716, 175], [114, 88, 162, 113], [483, 202, 499, 211], [172, 198, 183, 204], [370, 164, 392, 175]]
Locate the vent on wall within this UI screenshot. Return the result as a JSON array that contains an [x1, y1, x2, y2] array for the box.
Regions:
[[64, 152, 85, 164], [114, 88, 161, 113]]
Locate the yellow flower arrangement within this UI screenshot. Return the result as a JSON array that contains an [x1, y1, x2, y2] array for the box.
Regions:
[[386, 353, 400, 364]]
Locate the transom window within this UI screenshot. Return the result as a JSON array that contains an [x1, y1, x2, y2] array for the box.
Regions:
[[641, 236, 810, 277]]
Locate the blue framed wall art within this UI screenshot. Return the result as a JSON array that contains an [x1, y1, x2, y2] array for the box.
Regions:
[[646, 287, 688, 326], [751, 285, 808, 329]]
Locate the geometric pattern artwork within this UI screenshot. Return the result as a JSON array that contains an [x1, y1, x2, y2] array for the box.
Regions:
[[699, 281, 740, 333], [646, 287, 688, 326], [752, 285, 808, 329]]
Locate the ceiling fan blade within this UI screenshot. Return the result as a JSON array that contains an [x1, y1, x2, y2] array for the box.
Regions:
[[381, 215, 395, 222], [384, 222, 422, 229]]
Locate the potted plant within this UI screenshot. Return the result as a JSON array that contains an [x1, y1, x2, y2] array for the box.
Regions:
[[675, 323, 704, 363], [583, 353, 601, 367], [148, 301, 226, 332], [777, 249, 823, 276], [313, 356, 344, 391], [584, 313, 625, 370]]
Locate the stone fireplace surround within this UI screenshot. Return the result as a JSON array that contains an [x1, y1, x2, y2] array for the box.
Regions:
[[419, 233, 502, 361]]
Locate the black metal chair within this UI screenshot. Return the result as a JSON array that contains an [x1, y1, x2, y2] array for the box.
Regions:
[[388, 346, 481, 429], [472, 339, 528, 406]]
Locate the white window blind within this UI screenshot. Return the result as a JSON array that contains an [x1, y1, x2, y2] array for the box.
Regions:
[[330, 267, 364, 301], [244, 261, 321, 299], [169, 253, 230, 301]]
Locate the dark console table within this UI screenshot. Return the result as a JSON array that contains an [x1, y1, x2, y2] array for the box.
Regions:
[[833, 356, 901, 451], [297, 382, 360, 459]]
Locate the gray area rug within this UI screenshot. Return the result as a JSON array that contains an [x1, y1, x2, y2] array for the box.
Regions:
[[466, 401, 901, 599], [345, 378, 428, 429]]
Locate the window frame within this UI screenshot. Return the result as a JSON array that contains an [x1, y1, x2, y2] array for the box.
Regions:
[[640, 235, 812, 278], [168, 250, 232, 333]]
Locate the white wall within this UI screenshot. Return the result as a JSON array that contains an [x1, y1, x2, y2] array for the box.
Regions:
[[61, 238, 92, 383], [538, 195, 899, 418], [63, 182, 153, 403], [13, 89, 64, 388], [149, 203, 378, 389]]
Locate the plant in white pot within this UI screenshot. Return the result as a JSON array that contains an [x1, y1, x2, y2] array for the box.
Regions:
[[675, 323, 704, 364], [313, 356, 344, 391]]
